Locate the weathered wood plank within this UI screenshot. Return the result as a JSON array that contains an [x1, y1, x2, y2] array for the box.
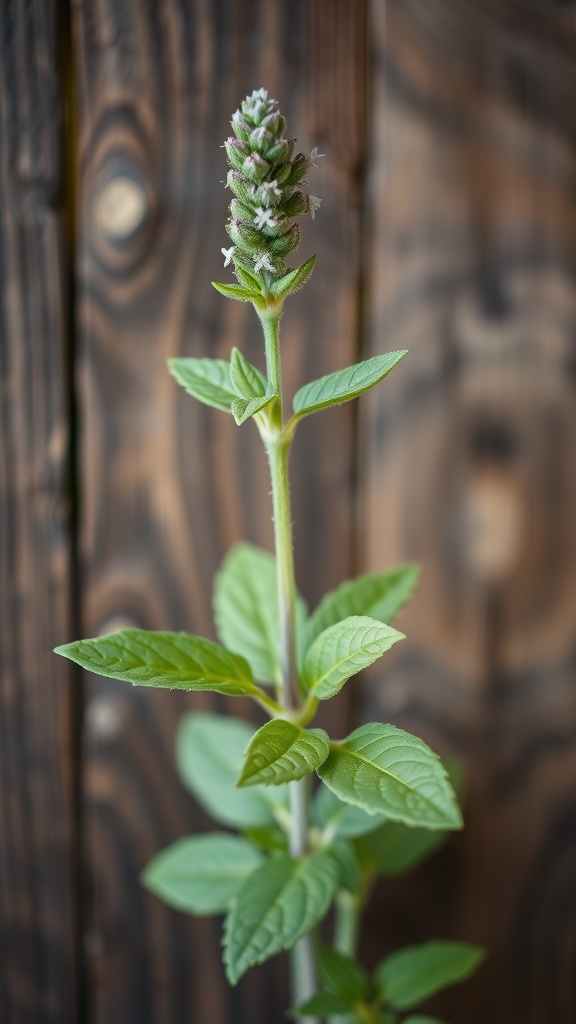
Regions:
[[73, 1, 367, 1020], [361, 2, 576, 1022], [0, 2, 77, 1021]]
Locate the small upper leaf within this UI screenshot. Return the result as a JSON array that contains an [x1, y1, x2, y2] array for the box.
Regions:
[[54, 630, 256, 696], [238, 719, 330, 787], [168, 357, 236, 412], [212, 281, 262, 303], [231, 393, 275, 426], [270, 254, 317, 299], [292, 351, 407, 418], [176, 712, 287, 828], [304, 565, 420, 652], [376, 940, 485, 1010], [214, 542, 307, 685], [224, 853, 338, 983], [141, 833, 263, 915], [301, 615, 404, 699], [317, 723, 463, 830], [229, 347, 267, 400], [296, 992, 356, 1015]]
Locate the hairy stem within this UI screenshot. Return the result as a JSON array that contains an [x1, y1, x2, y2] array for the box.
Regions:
[[261, 309, 319, 1023]]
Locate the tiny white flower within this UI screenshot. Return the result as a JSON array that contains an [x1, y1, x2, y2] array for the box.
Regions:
[[309, 147, 324, 167], [221, 246, 235, 267], [309, 195, 322, 220], [253, 252, 275, 274], [260, 180, 282, 200], [254, 206, 278, 230]]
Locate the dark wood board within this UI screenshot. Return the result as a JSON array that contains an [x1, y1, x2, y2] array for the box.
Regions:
[[73, 1, 367, 1021], [359, 2, 576, 1022], [0, 2, 77, 1022]]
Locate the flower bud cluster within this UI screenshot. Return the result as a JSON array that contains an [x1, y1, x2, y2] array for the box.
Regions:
[[222, 88, 321, 284]]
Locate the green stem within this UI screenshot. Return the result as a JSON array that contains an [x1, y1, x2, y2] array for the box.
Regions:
[[260, 309, 319, 1023], [334, 890, 361, 957]]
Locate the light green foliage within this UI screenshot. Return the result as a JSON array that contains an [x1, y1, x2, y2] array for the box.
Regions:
[[314, 783, 387, 839], [214, 542, 306, 685], [354, 818, 447, 876], [318, 944, 370, 1005], [141, 834, 263, 914], [376, 941, 485, 1009], [229, 346, 268, 399], [54, 630, 256, 696], [231, 392, 275, 425], [211, 281, 262, 303], [317, 723, 463, 830], [292, 351, 407, 419], [168, 357, 236, 412], [304, 565, 420, 651], [176, 713, 286, 827], [326, 839, 362, 894], [301, 615, 404, 699], [269, 254, 317, 298], [237, 719, 330, 787], [224, 853, 338, 983]]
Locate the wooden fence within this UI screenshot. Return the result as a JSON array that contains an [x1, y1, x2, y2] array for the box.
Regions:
[[2, 1, 576, 1021]]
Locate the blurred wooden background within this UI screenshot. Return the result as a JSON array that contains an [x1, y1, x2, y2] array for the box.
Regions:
[[2, 0, 576, 1021]]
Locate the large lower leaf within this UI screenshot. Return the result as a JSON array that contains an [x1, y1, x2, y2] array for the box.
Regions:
[[54, 630, 256, 696], [304, 565, 420, 651], [302, 615, 404, 699], [292, 351, 407, 418], [317, 723, 462, 830], [176, 713, 286, 828], [214, 542, 307, 685], [168, 357, 236, 412], [376, 940, 485, 1010], [141, 834, 263, 915], [237, 719, 330, 787], [224, 853, 338, 983]]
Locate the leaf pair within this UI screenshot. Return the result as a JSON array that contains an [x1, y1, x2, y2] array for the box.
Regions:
[[298, 941, 485, 1020], [214, 541, 417, 689], [212, 253, 317, 306], [168, 347, 275, 426]]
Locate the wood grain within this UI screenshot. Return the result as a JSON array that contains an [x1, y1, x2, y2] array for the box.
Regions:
[[0, 2, 77, 1021], [73, 1, 367, 1020], [360, 2, 576, 1022]]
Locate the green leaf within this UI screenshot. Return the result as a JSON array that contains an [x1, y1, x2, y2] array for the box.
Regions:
[[168, 357, 236, 412], [229, 347, 267, 400], [304, 565, 420, 651], [214, 542, 307, 685], [302, 616, 404, 699], [212, 281, 262, 303], [54, 630, 256, 696], [376, 940, 485, 1009], [141, 833, 263, 915], [327, 839, 362, 894], [231, 392, 275, 425], [296, 992, 355, 1015], [238, 720, 330, 787], [317, 723, 463, 830], [224, 853, 338, 983], [317, 943, 370, 1003], [314, 784, 387, 839], [354, 819, 447, 875], [241, 824, 288, 854], [292, 351, 407, 418], [234, 264, 263, 291], [176, 713, 287, 828], [270, 254, 317, 298]]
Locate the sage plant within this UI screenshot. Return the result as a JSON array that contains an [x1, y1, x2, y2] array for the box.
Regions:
[[56, 89, 483, 1023]]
